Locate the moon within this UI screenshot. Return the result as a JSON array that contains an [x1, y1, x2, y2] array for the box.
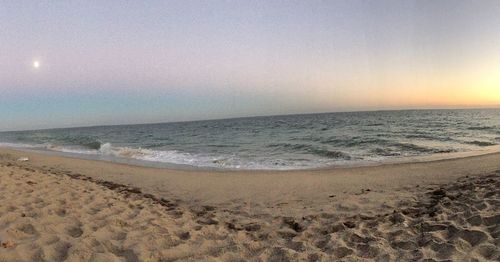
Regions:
[[33, 60, 40, 68]]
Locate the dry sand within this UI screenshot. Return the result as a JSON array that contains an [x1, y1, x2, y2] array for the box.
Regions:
[[0, 148, 499, 261]]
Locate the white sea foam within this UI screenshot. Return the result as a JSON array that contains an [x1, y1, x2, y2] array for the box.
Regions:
[[0, 141, 478, 170], [40, 142, 329, 170], [0, 142, 39, 148], [94, 143, 280, 169]]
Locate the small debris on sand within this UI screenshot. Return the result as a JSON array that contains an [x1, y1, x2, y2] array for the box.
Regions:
[[1, 240, 16, 248]]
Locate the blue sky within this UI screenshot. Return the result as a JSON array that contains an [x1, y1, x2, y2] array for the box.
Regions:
[[1, 0, 500, 131]]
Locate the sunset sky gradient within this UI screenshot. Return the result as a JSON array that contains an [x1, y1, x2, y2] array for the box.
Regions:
[[1, 0, 500, 131]]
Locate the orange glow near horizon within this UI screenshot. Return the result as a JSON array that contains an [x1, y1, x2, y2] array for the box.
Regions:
[[311, 69, 500, 111]]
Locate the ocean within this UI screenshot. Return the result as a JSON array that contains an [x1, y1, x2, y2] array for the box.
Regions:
[[1, 109, 499, 170]]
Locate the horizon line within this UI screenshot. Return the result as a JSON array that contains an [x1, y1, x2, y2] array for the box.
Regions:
[[2, 105, 499, 133]]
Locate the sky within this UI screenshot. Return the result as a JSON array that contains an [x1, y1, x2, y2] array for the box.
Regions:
[[1, 0, 500, 131]]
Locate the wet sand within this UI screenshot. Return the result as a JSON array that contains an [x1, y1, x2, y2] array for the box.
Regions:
[[0, 147, 499, 261]]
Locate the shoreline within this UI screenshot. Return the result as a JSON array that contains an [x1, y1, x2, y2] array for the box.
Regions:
[[1, 147, 499, 260], [2, 147, 500, 204], [2, 144, 500, 173]]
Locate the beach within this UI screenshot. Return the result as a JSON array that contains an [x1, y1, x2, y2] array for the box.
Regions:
[[4, 0, 500, 260], [0, 147, 499, 261]]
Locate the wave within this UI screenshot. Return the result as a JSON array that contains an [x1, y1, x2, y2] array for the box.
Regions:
[[267, 143, 319, 151], [54, 135, 102, 150], [465, 140, 497, 147], [0, 141, 299, 170], [311, 149, 351, 160], [395, 142, 458, 154], [371, 148, 400, 156], [97, 143, 180, 161], [205, 144, 239, 148], [142, 142, 175, 148], [80, 140, 102, 150], [95, 143, 330, 170], [266, 143, 351, 159], [467, 126, 495, 130], [319, 137, 389, 147], [392, 142, 436, 153], [267, 141, 453, 159], [60, 142, 235, 168], [431, 149, 456, 153], [370, 142, 455, 156], [404, 134, 452, 141]]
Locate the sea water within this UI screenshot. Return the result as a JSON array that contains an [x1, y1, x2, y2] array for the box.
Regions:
[[1, 109, 499, 170]]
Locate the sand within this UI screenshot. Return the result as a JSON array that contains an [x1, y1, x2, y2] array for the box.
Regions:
[[0, 148, 499, 261]]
